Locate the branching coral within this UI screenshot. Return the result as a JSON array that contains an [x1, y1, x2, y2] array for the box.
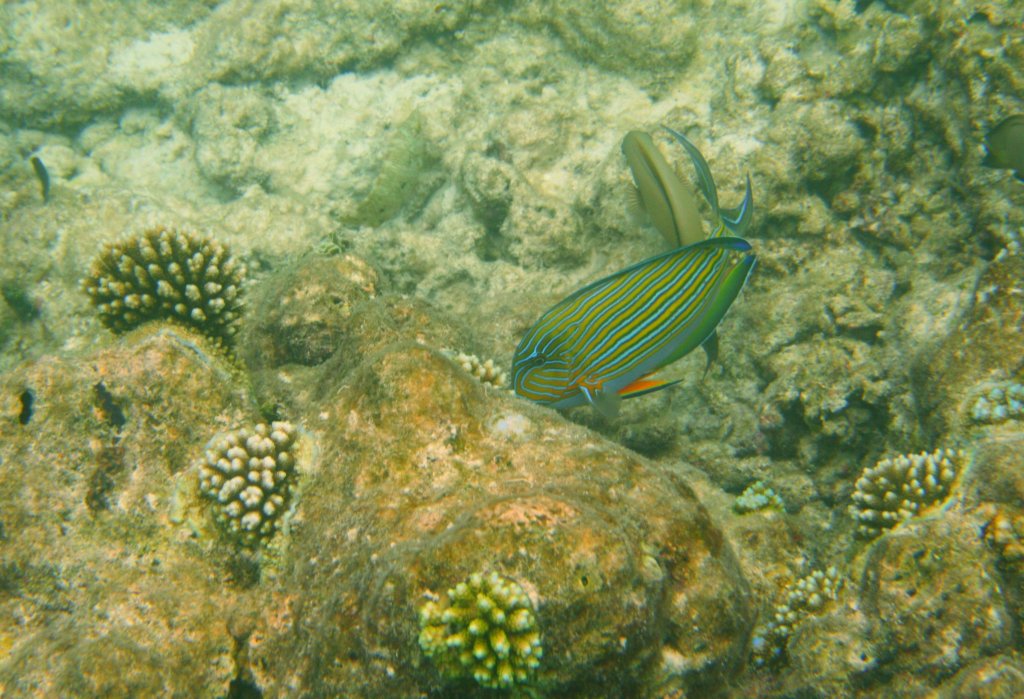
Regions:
[[82, 226, 245, 346], [752, 566, 843, 667], [984, 509, 1024, 564], [196, 421, 298, 546], [419, 570, 542, 689], [849, 448, 963, 540]]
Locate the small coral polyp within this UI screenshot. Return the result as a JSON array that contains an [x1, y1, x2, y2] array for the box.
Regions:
[[197, 422, 297, 546], [850, 448, 962, 539], [419, 570, 542, 690], [82, 226, 245, 345]]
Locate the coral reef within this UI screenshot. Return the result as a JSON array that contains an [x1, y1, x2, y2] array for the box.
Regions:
[[418, 570, 542, 689], [82, 227, 245, 346], [2, 0, 1024, 696], [196, 421, 298, 546], [849, 448, 963, 539], [751, 567, 843, 667], [734, 481, 785, 514]]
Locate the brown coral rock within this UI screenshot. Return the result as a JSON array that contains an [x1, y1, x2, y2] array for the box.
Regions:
[[0, 325, 253, 696]]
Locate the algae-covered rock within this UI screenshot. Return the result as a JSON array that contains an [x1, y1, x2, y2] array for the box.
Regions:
[[0, 325, 254, 697], [526, 0, 702, 76], [188, 83, 276, 196], [853, 515, 1013, 693], [935, 653, 1024, 698], [239, 254, 379, 370], [924, 253, 1024, 436]]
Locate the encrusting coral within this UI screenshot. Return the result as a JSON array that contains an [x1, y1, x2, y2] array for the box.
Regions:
[[418, 570, 542, 690], [849, 448, 963, 540], [196, 421, 298, 546], [82, 226, 246, 346]]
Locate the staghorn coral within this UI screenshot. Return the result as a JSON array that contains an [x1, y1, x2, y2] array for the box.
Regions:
[[734, 481, 785, 514], [196, 421, 298, 546], [849, 448, 963, 540], [751, 566, 843, 667], [418, 570, 542, 690], [82, 227, 245, 346]]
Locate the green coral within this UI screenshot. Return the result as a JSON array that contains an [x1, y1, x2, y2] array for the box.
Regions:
[[82, 226, 246, 346], [419, 571, 542, 690]]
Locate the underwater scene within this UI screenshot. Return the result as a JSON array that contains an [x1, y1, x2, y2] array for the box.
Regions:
[[0, 1, 1023, 697]]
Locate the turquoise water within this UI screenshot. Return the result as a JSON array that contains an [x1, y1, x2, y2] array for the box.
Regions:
[[1, 1, 1023, 697]]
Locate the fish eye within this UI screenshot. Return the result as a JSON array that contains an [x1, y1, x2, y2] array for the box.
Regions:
[[530, 352, 547, 367]]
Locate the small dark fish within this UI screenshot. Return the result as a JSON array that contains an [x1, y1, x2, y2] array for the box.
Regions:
[[982, 115, 1024, 182], [18, 388, 34, 425], [29, 155, 50, 202]]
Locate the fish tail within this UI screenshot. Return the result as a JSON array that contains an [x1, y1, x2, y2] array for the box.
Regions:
[[720, 174, 753, 235], [664, 126, 755, 236], [663, 126, 720, 217]]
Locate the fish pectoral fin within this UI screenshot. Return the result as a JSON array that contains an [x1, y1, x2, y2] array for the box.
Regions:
[[700, 331, 719, 377], [626, 184, 648, 222], [582, 385, 622, 419]]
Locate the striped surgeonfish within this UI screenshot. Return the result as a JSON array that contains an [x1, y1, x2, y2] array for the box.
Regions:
[[512, 126, 753, 415], [511, 236, 756, 418]]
